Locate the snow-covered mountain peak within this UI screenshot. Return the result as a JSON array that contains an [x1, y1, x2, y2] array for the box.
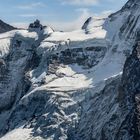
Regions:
[[0, 0, 140, 140], [43, 26, 54, 36], [82, 16, 106, 35], [28, 19, 54, 36], [82, 17, 105, 29]]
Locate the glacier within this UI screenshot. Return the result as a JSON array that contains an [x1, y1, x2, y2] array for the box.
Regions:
[[0, 0, 140, 139]]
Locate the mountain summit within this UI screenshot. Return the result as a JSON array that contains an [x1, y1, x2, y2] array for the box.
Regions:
[[0, 19, 16, 33]]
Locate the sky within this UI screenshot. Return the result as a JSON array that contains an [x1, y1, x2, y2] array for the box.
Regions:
[[0, 0, 128, 31]]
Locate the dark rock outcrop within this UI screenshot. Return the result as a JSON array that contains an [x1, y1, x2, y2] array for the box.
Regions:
[[117, 37, 140, 139], [0, 20, 16, 33], [28, 19, 46, 32]]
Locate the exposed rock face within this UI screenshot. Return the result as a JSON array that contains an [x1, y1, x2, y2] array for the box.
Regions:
[[29, 19, 43, 30], [47, 46, 107, 70], [82, 17, 105, 34], [0, 20, 16, 33], [82, 17, 93, 30], [117, 38, 140, 140], [28, 19, 54, 36], [0, 31, 39, 135], [73, 37, 140, 140]]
